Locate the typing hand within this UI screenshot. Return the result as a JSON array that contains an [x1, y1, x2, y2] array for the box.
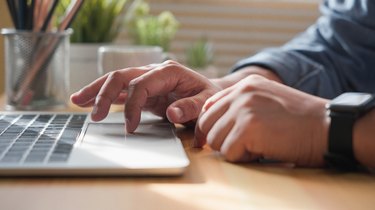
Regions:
[[195, 75, 329, 167], [71, 60, 221, 133]]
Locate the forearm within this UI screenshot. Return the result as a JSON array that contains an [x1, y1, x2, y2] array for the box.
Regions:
[[354, 108, 375, 169], [210, 66, 283, 89], [228, 2, 375, 98]]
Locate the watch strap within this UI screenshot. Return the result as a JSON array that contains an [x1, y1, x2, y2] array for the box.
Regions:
[[324, 111, 359, 171]]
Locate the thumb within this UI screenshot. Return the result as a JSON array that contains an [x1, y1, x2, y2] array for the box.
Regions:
[[166, 91, 211, 124]]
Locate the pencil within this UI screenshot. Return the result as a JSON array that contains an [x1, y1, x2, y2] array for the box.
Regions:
[[13, 0, 85, 104], [33, 0, 42, 32], [18, 0, 26, 30], [27, 0, 36, 30], [41, 0, 60, 32], [59, 0, 84, 31]]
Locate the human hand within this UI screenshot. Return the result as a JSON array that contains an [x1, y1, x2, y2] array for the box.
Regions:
[[71, 60, 221, 132], [195, 75, 329, 167]]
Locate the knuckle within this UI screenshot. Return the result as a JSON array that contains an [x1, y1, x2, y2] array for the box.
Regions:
[[128, 77, 143, 89], [232, 92, 264, 109], [239, 82, 257, 93], [239, 74, 268, 92], [186, 97, 204, 114], [221, 145, 240, 162], [163, 60, 178, 66], [246, 74, 267, 83], [164, 61, 184, 73], [245, 113, 260, 125], [107, 70, 122, 80]]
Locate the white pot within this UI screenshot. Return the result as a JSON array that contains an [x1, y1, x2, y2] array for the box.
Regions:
[[69, 43, 108, 95]]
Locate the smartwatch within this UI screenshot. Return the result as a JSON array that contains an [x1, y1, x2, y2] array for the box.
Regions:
[[324, 92, 375, 171]]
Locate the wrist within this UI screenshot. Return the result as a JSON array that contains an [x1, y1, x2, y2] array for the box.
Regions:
[[305, 97, 330, 167], [325, 93, 375, 171], [353, 108, 375, 168], [210, 65, 282, 89], [315, 104, 330, 166]]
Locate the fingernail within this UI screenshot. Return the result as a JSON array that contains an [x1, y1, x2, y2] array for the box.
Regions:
[[125, 118, 132, 133], [173, 107, 183, 121], [92, 105, 98, 115]]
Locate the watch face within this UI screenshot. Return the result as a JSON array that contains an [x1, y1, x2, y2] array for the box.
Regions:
[[328, 92, 374, 111]]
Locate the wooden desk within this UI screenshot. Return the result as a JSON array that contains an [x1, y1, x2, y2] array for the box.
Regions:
[[0, 96, 374, 210]]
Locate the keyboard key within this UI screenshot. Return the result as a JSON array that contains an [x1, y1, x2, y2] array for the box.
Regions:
[[1, 154, 23, 163], [24, 154, 46, 163], [49, 153, 70, 162]]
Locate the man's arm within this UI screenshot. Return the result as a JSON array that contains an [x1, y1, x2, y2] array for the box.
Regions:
[[231, 0, 375, 98]]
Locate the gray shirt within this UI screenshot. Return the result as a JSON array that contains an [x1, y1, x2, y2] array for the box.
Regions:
[[232, 0, 375, 99]]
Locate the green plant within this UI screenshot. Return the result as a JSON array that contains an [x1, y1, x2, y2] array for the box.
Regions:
[[57, 0, 128, 43], [125, 0, 179, 52], [186, 38, 213, 69]]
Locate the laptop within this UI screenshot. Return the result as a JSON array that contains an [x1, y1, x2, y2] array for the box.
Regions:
[[0, 111, 189, 176]]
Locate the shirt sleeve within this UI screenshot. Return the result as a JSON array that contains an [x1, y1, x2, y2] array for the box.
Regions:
[[231, 0, 375, 99]]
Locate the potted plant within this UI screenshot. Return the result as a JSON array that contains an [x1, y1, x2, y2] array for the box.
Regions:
[[56, 0, 129, 94], [186, 38, 217, 78], [125, 0, 179, 53]]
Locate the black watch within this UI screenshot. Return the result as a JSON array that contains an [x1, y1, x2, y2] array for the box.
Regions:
[[324, 92, 375, 171]]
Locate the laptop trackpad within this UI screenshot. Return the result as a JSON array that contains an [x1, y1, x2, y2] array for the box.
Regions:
[[76, 122, 188, 168], [82, 122, 177, 146]]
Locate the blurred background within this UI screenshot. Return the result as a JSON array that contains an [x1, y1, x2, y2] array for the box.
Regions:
[[0, 0, 320, 94]]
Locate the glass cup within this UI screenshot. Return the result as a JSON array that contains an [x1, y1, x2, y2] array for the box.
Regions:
[[1, 29, 72, 110]]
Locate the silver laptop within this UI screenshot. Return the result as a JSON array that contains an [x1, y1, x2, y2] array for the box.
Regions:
[[0, 111, 189, 176]]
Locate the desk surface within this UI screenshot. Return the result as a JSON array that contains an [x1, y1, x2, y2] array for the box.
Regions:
[[0, 96, 374, 210]]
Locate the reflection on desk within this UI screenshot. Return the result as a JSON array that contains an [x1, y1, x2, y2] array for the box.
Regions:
[[0, 95, 374, 210]]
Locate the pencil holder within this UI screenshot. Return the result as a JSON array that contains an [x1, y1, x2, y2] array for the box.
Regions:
[[1, 29, 72, 110]]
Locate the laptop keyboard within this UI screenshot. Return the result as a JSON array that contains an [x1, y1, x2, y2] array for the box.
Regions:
[[0, 113, 87, 164]]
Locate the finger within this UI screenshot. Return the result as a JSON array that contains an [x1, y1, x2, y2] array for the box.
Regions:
[[75, 98, 95, 107], [73, 91, 127, 107], [197, 92, 232, 136], [166, 89, 212, 124], [125, 65, 181, 132], [91, 72, 128, 121], [71, 66, 153, 106], [194, 91, 233, 147], [220, 120, 252, 162], [206, 111, 235, 151], [202, 85, 234, 113], [92, 68, 150, 121], [194, 123, 207, 148], [70, 75, 108, 106], [202, 75, 264, 113]]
